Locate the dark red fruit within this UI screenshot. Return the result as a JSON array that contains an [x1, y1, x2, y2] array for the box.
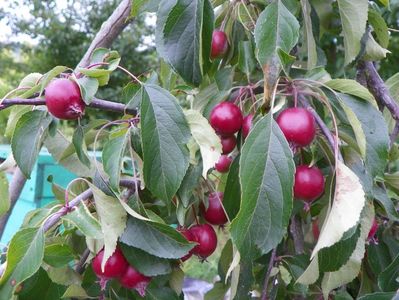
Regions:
[[215, 155, 232, 173], [211, 30, 229, 59], [368, 219, 379, 240], [210, 102, 243, 135], [92, 247, 128, 279], [190, 224, 218, 259], [178, 228, 196, 261], [119, 265, 151, 297], [45, 78, 85, 120], [294, 165, 325, 202], [242, 114, 253, 139], [220, 135, 236, 154], [201, 192, 227, 225], [276, 108, 316, 147]]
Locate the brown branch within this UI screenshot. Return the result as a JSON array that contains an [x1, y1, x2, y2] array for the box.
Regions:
[[77, 0, 133, 68], [357, 61, 399, 144], [0, 97, 137, 115], [261, 248, 277, 300], [0, 169, 27, 240]]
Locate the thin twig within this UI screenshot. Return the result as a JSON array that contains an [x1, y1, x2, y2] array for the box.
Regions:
[[75, 248, 90, 274], [261, 248, 277, 300], [0, 97, 137, 115], [289, 216, 304, 254]]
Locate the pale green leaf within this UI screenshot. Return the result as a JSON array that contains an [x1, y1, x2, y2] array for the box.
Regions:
[[363, 31, 390, 61], [312, 161, 366, 258], [89, 183, 127, 271], [61, 284, 90, 299], [325, 79, 377, 107], [184, 109, 222, 178], [300, 0, 317, 69], [62, 203, 103, 239], [11, 110, 53, 178], [337, 0, 368, 64]]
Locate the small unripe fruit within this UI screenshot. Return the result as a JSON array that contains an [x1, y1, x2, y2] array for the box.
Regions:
[[119, 265, 151, 297], [211, 30, 229, 59], [190, 224, 218, 259], [92, 247, 128, 279], [276, 108, 316, 147], [45, 78, 85, 120], [210, 102, 243, 135], [215, 155, 232, 173], [201, 192, 228, 225], [242, 114, 254, 139], [294, 165, 325, 202], [220, 135, 236, 154]]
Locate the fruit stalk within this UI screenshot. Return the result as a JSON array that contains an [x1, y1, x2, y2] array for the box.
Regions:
[[299, 95, 343, 162]]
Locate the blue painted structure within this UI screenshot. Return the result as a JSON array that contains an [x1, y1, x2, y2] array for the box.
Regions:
[[0, 145, 76, 244]]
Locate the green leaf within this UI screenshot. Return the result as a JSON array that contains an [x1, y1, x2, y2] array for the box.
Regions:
[[300, 0, 317, 69], [0, 227, 45, 298], [76, 77, 99, 104], [205, 282, 229, 300], [238, 41, 256, 78], [363, 31, 390, 61], [184, 109, 222, 178], [193, 83, 230, 116], [177, 161, 203, 207], [318, 225, 361, 272], [140, 84, 191, 202], [358, 292, 397, 300], [378, 253, 399, 292], [325, 79, 377, 107], [339, 93, 390, 178], [18, 73, 42, 89], [89, 183, 127, 270], [386, 72, 399, 104], [123, 82, 142, 110], [44, 244, 75, 268], [62, 203, 102, 239], [169, 267, 184, 295], [11, 110, 53, 178], [230, 113, 295, 257], [215, 67, 234, 92], [120, 217, 194, 259], [102, 132, 129, 191], [5, 106, 32, 138], [337, 0, 368, 64], [254, 0, 299, 66], [145, 287, 180, 300], [120, 243, 172, 276], [72, 125, 91, 167], [367, 242, 392, 276], [61, 284, 89, 299], [17, 268, 67, 300], [223, 155, 241, 220], [40, 66, 69, 94], [0, 172, 9, 217], [155, 0, 214, 86], [368, 9, 389, 49]]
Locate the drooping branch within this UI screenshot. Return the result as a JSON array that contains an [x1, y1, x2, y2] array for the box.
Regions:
[[4, 0, 135, 238], [0, 97, 137, 115], [77, 0, 133, 68], [357, 60, 399, 144]]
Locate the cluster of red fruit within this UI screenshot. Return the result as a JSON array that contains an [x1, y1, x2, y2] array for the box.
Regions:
[[209, 102, 253, 173], [92, 247, 151, 297], [276, 107, 325, 204], [179, 192, 229, 261]]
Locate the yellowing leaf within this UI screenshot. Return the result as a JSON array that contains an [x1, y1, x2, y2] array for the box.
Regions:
[[89, 183, 127, 271], [184, 109, 222, 178], [312, 161, 366, 258]]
